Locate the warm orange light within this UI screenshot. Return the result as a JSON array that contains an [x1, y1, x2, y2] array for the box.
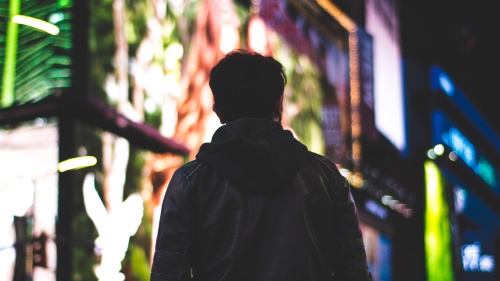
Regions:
[[315, 0, 357, 33]]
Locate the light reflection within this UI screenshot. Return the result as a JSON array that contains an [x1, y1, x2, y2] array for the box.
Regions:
[[58, 156, 97, 172], [427, 149, 437, 159], [448, 151, 458, 161], [12, 15, 59, 35], [381, 195, 392, 205], [434, 144, 445, 156]]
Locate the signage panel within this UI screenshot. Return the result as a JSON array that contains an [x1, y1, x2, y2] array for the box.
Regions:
[[432, 110, 499, 192], [430, 66, 500, 154], [365, 0, 406, 152]]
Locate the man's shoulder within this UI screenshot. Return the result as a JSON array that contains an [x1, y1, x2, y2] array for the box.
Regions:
[[306, 151, 337, 172], [178, 160, 205, 179]]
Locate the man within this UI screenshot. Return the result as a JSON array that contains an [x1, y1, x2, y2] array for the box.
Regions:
[[151, 50, 372, 281]]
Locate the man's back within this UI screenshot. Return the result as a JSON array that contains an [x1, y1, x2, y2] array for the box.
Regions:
[[151, 118, 371, 281]]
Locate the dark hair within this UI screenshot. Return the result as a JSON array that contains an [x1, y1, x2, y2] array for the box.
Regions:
[[209, 49, 287, 122]]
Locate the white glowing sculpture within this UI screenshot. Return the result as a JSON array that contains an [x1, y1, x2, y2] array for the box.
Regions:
[[83, 173, 144, 281]]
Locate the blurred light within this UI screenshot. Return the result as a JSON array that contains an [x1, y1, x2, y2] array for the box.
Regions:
[[381, 195, 392, 205], [352, 172, 364, 188], [34, 117, 47, 127], [365, 200, 388, 220], [454, 186, 467, 213], [434, 144, 445, 156], [164, 43, 183, 71], [395, 203, 406, 213], [316, 0, 357, 32], [58, 156, 97, 172], [389, 199, 398, 209], [424, 161, 454, 280], [78, 146, 88, 156], [338, 168, 350, 178], [438, 72, 455, 96], [143, 97, 157, 114], [250, 5, 260, 15], [462, 242, 495, 273], [427, 149, 437, 159], [48, 12, 64, 24], [12, 15, 59, 35], [403, 208, 413, 218], [449, 151, 458, 161]]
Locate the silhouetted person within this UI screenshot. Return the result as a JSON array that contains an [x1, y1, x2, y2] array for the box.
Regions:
[[151, 50, 372, 281]]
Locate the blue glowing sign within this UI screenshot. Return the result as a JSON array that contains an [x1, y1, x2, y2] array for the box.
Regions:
[[433, 110, 499, 191], [431, 66, 500, 155]]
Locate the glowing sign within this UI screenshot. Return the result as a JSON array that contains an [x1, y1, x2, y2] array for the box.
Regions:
[[365, 0, 406, 152], [445, 127, 475, 167], [462, 242, 495, 273], [433, 111, 499, 191], [364, 200, 388, 220], [443, 126, 497, 188], [431, 66, 500, 155]]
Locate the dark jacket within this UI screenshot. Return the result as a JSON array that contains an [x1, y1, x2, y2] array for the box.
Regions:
[[151, 118, 371, 281]]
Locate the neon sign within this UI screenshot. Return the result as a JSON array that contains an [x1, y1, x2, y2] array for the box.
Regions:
[[462, 242, 495, 273], [433, 111, 498, 191], [442, 126, 497, 188], [446, 127, 475, 167], [431, 66, 500, 149]]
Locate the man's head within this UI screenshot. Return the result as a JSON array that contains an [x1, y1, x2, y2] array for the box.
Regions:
[[209, 49, 287, 123]]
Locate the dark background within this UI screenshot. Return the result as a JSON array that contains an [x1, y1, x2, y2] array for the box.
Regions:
[[401, 0, 500, 135]]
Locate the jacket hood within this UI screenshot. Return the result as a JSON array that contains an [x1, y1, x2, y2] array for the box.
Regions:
[[196, 118, 308, 194]]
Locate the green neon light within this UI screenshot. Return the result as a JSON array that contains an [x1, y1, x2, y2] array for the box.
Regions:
[[2, 0, 21, 107], [424, 161, 454, 281]]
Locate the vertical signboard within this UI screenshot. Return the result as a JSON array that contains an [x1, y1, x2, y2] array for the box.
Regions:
[[365, 0, 405, 152], [432, 111, 499, 192], [424, 161, 455, 281]]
